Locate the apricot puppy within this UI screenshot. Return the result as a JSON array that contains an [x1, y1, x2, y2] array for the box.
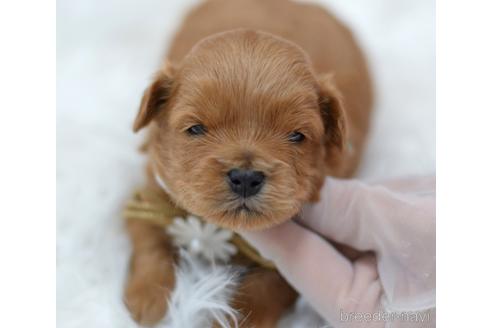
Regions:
[[124, 0, 372, 326]]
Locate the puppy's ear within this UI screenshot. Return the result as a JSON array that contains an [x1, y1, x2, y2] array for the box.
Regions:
[[317, 73, 347, 152], [133, 63, 174, 132]]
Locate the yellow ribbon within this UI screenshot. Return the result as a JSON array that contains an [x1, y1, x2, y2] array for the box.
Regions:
[[123, 188, 275, 269]]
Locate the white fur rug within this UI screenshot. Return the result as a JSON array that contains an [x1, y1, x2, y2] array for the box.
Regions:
[[56, 0, 435, 327]]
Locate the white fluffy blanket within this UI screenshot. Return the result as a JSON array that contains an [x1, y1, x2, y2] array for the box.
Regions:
[[57, 0, 435, 326]]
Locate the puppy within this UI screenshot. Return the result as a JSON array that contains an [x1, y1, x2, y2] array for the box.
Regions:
[[124, 0, 372, 326]]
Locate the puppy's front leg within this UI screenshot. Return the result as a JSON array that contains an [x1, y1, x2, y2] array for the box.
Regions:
[[231, 268, 298, 328], [124, 219, 176, 326]]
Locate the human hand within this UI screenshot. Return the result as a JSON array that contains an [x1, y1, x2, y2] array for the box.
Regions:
[[239, 177, 436, 327]]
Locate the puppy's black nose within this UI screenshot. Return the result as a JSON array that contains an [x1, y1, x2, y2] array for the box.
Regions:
[[227, 169, 265, 198]]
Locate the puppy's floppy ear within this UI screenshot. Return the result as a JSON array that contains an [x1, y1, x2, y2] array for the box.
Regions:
[[317, 73, 347, 152], [133, 63, 174, 132]]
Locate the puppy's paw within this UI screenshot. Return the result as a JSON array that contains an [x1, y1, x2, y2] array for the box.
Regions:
[[124, 278, 170, 326]]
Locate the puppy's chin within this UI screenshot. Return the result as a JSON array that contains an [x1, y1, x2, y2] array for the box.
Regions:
[[197, 199, 301, 231]]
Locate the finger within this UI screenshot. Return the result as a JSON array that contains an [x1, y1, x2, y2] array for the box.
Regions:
[[370, 175, 435, 196], [240, 221, 377, 322], [299, 177, 426, 251], [298, 177, 377, 250], [349, 255, 380, 305]]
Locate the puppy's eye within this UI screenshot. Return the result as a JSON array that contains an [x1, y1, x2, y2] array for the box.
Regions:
[[288, 131, 305, 143], [187, 124, 207, 136]]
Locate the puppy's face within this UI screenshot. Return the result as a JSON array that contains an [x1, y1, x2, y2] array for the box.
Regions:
[[134, 31, 346, 230]]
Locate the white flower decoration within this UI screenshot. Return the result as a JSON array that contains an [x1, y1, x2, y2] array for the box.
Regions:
[[167, 216, 237, 262]]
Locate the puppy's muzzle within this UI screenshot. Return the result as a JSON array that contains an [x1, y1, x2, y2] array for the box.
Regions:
[[227, 168, 265, 198]]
